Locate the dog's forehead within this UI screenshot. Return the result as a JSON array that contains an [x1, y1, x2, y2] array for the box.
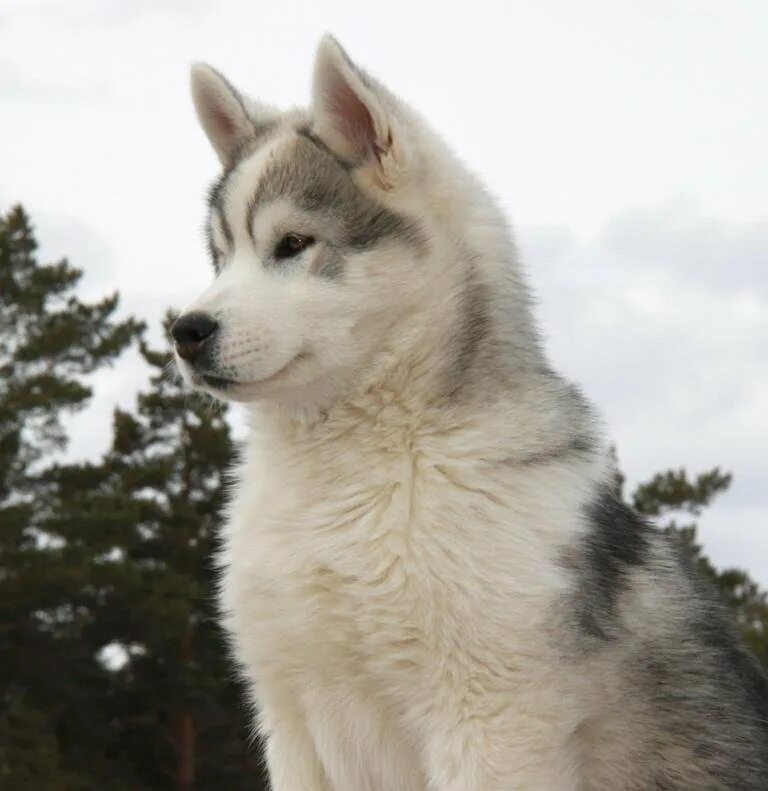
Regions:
[[208, 130, 353, 230], [208, 128, 425, 253], [245, 131, 356, 217]]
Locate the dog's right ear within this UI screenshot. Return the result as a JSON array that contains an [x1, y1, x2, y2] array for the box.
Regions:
[[311, 36, 409, 190], [190, 64, 260, 165]]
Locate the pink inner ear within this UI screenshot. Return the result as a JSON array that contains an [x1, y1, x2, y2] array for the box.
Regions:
[[326, 73, 376, 158], [211, 108, 237, 140]]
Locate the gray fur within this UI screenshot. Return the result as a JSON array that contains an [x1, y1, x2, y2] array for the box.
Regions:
[[205, 122, 281, 268], [297, 124, 354, 170], [208, 187, 232, 252], [206, 129, 426, 279], [507, 434, 596, 467], [572, 487, 652, 641], [312, 245, 346, 280], [248, 134, 426, 266], [441, 263, 492, 400], [562, 490, 768, 788]]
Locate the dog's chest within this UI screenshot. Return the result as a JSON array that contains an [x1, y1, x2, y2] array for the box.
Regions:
[[220, 421, 574, 689]]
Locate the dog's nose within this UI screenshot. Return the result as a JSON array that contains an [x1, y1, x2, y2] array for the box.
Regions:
[[171, 312, 218, 361]]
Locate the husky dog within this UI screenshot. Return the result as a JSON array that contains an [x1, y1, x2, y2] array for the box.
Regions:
[[173, 36, 768, 790]]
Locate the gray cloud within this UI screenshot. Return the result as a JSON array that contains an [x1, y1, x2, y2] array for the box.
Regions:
[[601, 200, 768, 295]]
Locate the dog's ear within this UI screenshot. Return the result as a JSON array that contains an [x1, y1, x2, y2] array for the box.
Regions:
[[311, 36, 407, 189], [190, 64, 266, 165]]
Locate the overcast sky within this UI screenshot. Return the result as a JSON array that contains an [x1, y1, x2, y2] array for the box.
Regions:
[[2, 1, 767, 581]]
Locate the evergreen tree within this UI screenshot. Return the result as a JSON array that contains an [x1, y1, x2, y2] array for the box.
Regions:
[[0, 204, 142, 499], [40, 328, 268, 789], [0, 204, 143, 786]]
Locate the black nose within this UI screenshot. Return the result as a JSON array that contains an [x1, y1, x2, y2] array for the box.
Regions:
[[171, 312, 218, 361]]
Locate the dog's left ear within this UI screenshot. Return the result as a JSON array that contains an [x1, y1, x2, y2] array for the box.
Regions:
[[312, 36, 407, 189], [190, 63, 276, 165]]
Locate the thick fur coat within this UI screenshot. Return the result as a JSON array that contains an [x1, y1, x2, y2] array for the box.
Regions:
[[173, 36, 768, 790]]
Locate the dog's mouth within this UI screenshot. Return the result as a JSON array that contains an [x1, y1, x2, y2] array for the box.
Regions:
[[193, 351, 309, 392], [201, 373, 236, 389]]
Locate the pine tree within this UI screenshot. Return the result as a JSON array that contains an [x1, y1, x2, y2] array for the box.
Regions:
[[0, 204, 144, 786], [0, 205, 142, 498], [40, 327, 268, 789], [629, 466, 768, 667]]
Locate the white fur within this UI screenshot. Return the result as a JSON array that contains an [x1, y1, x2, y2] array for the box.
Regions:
[[220, 404, 609, 790]]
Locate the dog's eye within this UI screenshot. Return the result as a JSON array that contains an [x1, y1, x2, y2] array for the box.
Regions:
[[274, 233, 315, 260]]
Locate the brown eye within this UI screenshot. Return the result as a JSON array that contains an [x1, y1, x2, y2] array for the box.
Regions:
[[274, 233, 315, 260]]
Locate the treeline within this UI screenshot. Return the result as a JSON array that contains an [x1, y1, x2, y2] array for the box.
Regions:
[[0, 205, 765, 788]]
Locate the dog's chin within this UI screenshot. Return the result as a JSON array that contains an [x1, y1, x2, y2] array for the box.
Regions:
[[185, 371, 265, 403], [178, 352, 309, 403]]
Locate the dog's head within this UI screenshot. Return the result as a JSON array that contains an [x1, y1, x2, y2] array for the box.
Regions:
[[175, 36, 498, 411]]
